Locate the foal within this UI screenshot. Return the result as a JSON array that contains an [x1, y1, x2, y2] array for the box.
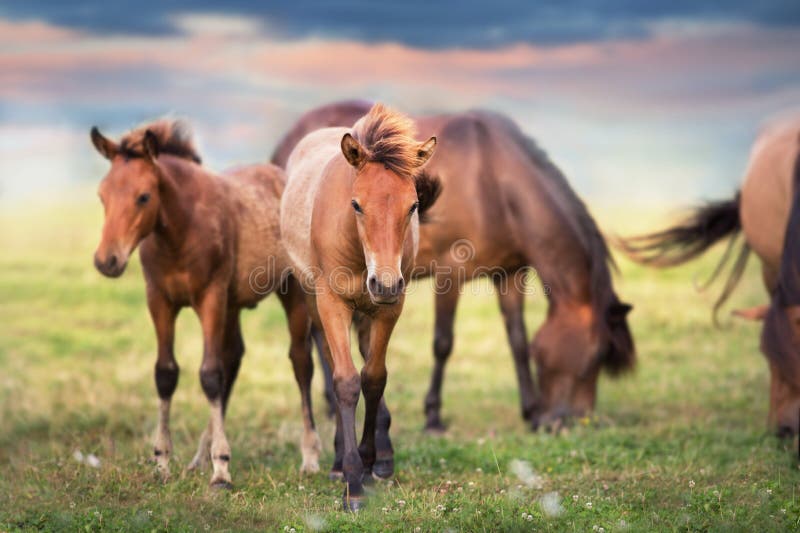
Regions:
[[280, 104, 438, 510], [91, 119, 321, 488]]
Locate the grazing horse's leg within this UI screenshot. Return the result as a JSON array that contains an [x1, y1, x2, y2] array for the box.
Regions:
[[495, 272, 537, 421], [311, 324, 337, 419], [316, 290, 363, 510], [194, 286, 234, 489], [147, 288, 179, 479], [278, 282, 321, 474], [424, 287, 460, 432], [354, 312, 394, 479], [357, 315, 394, 481]]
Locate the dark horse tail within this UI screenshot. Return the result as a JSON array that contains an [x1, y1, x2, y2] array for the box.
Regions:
[[613, 194, 750, 323], [508, 121, 635, 375], [762, 141, 800, 388]]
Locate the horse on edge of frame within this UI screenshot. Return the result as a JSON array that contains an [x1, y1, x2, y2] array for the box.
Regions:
[[616, 114, 800, 437]]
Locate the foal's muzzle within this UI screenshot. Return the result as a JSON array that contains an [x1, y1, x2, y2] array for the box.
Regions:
[[94, 251, 127, 278], [367, 273, 405, 305]]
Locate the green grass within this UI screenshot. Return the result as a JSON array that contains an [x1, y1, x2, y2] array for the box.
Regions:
[[1, 200, 798, 532]]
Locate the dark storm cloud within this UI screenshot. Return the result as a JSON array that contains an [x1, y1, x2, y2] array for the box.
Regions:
[[2, 0, 799, 47]]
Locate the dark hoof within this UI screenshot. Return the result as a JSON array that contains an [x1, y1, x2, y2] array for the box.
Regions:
[[372, 458, 394, 480], [342, 494, 366, 512], [424, 422, 447, 435], [329, 469, 344, 481], [210, 479, 233, 490]]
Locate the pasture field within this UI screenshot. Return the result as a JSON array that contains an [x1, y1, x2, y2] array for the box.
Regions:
[[1, 200, 798, 532]]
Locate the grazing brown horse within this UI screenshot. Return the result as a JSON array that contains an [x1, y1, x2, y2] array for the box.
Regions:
[[272, 101, 636, 436], [91, 119, 321, 488], [616, 116, 800, 436], [280, 104, 438, 510]]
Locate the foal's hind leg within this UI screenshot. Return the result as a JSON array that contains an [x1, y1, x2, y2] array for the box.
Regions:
[[311, 324, 337, 419], [147, 289, 179, 479], [278, 282, 321, 474], [424, 287, 460, 432], [495, 272, 538, 421]]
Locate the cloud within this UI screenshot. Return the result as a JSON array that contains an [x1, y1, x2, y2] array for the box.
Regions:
[[2, 1, 799, 47]]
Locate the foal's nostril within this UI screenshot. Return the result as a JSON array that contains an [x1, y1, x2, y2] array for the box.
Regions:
[[395, 277, 405, 294], [108, 255, 118, 269], [368, 275, 379, 293]]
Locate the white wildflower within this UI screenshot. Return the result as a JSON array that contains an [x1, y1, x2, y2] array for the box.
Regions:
[[688, 480, 695, 489], [85, 454, 101, 468], [73, 450, 84, 463], [586, 501, 593, 509]]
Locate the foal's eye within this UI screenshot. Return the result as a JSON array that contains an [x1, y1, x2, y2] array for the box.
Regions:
[[351, 199, 363, 214], [409, 202, 419, 215], [136, 193, 151, 206]]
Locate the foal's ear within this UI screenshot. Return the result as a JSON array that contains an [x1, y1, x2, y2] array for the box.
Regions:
[[608, 301, 633, 323], [415, 136, 437, 166], [143, 129, 159, 161], [341, 133, 366, 168], [90, 127, 118, 160]]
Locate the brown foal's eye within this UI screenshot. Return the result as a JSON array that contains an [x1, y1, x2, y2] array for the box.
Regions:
[[351, 199, 363, 214], [409, 202, 419, 215], [136, 193, 151, 206]]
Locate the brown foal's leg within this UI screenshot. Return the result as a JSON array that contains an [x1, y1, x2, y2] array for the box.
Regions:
[[316, 289, 363, 511], [357, 314, 395, 480], [194, 285, 234, 488], [147, 288, 179, 479], [495, 272, 538, 421], [187, 309, 243, 473], [424, 286, 460, 431], [278, 281, 321, 473], [354, 312, 394, 479]]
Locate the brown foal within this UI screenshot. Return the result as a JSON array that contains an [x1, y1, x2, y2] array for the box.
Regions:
[[91, 119, 321, 488]]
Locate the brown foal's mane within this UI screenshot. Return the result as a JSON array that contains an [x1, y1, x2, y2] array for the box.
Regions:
[[119, 119, 202, 164], [351, 103, 421, 177]]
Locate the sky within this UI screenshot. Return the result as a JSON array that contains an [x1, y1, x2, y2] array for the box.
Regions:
[[1, 1, 799, 205]]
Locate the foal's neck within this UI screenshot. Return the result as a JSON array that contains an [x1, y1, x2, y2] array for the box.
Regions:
[[152, 157, 196, 251]]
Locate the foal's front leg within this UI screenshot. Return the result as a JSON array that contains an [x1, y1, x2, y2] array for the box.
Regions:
[[317, 290, 363, 510], [147, 288, 179, 479], [358, 314, 395, 480], [195, 286, 234, 488]]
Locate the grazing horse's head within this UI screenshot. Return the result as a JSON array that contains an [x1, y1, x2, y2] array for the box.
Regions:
[[90, 120, 200, 277], [341, 104, 439, 305]]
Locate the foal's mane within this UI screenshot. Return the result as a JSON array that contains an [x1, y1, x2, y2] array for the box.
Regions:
[[119, 119, 202, 164], [351, 104, 420, 177]]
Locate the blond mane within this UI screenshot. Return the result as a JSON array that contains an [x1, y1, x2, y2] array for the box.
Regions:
[[351, 103, 420, 177], [119, 118, 201, 164]]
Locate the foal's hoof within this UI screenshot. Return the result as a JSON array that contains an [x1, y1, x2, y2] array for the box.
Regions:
[[342, 495, 366, 512], [424, 421, 447, 435], [210, 479, 234, 491], [328, 469, 344, 481], [372, 457, 394, 480]]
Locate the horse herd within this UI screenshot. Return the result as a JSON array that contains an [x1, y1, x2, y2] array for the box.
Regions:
[[90, 101, 800, 510]]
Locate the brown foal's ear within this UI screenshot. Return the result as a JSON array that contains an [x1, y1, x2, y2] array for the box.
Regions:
[[341, 133, 366, 168], [143, 129, 160, 161], [415, 136, 437, 166], [90, 127, 118, 160]]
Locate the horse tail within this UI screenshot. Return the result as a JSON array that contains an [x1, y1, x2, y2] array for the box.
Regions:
[[612, 194, 750, 323], [762, 139, 800, 388]]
